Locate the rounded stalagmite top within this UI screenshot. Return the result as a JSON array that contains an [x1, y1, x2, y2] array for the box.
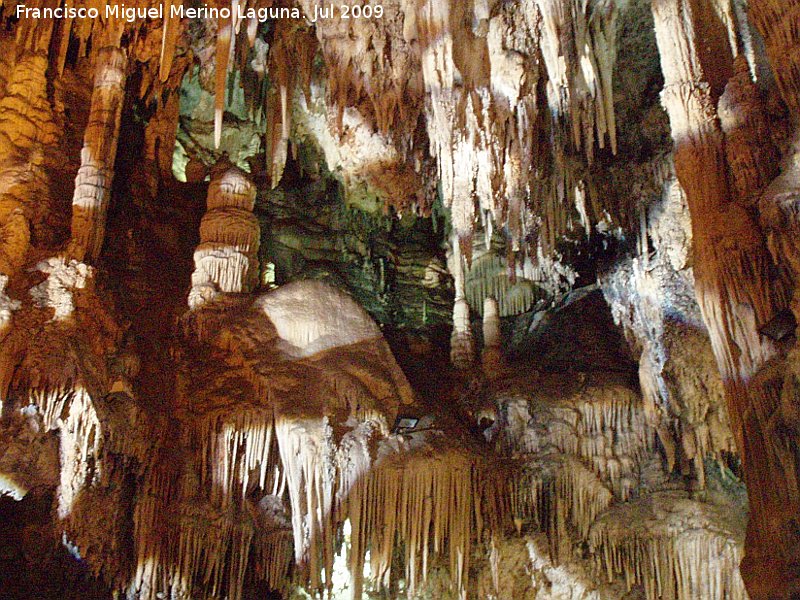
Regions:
[[206, 166, 257, 212]]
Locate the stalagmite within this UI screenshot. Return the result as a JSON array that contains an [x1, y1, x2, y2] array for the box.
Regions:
[[451, 298, 475, 370], [482, 297, 504, 379], [0, 275, 19, 334], [589, 492, 747, 600], [449, 236, 475, 369], [0, 51, 58, 274], [189, 165, 261, 308], [68, 44, 128, 263], [466, 252, 541, 317]]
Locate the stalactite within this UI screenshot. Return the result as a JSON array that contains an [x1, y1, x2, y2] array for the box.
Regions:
[[344, 442, 506, 599], [760, 136, 800, 309], [68, 44, 128, 263], [249, 529, 293, 594], [408, 0, 621, 258], [500, 375, 659, 578], [601, 159, 739, 489], [214, 9, 234, 150], [493, 370, 755, 599], [511, 456, 613, 562], [275, 417, 336, 593], [159, 0, 181, 83], [174, 276, 417, 598], [192, 408, 278, 506], [174, 505, 255, 600], [263, 22, 317, 189], [0, 275, 20, 335], [145, 89, 181, 178], [535, 0, 618, 160], [589, 492, 747, 600], [505, 378, 652, 502]]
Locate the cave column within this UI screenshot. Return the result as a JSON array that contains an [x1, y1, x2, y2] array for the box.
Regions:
[[68, 43, 128, 263], [652, 0, 800, 596]]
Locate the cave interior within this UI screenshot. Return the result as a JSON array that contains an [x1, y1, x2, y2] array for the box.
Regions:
[[1, 0, 800, 599]]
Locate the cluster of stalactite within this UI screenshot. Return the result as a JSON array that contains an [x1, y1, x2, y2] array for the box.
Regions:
[[0, 257, 156, 591], [245, 0, 628, 304], [4, 0, 622, 374], [0, 211, 758, 600], [343, 441, 507, 599], [494, 374, 748, 600], [2, 0, 800, 597], [600, 157, 738, 490], [499, 375, 653, 507], [0, 257, 510, 600], [407, 0, 619, 257], [129, 277, 511, 600]]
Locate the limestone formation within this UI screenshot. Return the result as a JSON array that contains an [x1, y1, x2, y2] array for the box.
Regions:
[[450, 298, 476, 370], [0, 51, 58, 274], [652, 0, 800, 593], [1, 2, 800, 600], [481, 297, 504, 379], [189, 166, 261, 308], [68, 45, 128, 263]]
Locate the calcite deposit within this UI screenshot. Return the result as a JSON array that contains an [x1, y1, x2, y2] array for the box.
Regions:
[[0, 0, 799, 599]]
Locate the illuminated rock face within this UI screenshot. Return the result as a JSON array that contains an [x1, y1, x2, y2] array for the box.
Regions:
[[1, 1, 800, 599], [256, 280, 383, 358]]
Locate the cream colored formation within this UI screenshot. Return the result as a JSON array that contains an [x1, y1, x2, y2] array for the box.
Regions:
[[189, 166, 262, 308], [493, 374, 747, 600], [68, 44, 128, 263]]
